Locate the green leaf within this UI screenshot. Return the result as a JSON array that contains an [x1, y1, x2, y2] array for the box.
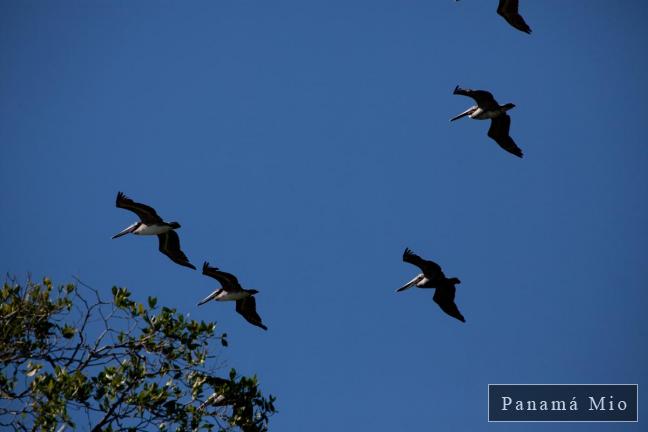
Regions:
[[62, 325, 76, 339]]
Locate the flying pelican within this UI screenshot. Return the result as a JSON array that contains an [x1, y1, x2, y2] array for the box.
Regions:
[[198, 262, 268, 331], [450, 85, 523, 158], [455, 0, 532, 34], [397, 248, 465, 323], [112, 192, 196, 270]]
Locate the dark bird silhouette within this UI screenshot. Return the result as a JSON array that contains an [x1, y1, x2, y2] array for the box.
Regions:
[[455, 0, 532, 34], [198, 262, 268, 331], [397, 248, 465, 323], [112, 192, 195, 269], [497, 0, 532, 34], [451, 85, 523, 158]]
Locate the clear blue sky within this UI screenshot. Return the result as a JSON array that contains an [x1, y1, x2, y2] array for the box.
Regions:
[[1, 1, 647, 430]]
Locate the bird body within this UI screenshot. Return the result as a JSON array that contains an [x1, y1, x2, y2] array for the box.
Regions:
[[456, 105, 512, 121], [114, 221, 179, 237], [397, 248, 465, 323], [199, 288, 253, 303], [132, 222, 177, 236], [398, 273, 458, 291], [112, 192, 195, 270]]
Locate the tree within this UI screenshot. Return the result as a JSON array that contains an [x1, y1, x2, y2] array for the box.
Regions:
[[0, 277, 276, 431]]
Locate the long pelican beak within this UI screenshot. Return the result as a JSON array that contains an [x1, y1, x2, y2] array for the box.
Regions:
[[111, 223, 137, 239], [450, 107, 475, 122], [197, 290, 219, 306], [396, 275, 422, 292]]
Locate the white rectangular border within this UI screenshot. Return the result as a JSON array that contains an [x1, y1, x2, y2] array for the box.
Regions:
[[487, 383, 639, 423]]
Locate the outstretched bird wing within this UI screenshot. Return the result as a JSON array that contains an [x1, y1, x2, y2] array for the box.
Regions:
[[202, 262, 242, 291], [487, 114, 523, 158], [453, 86, 500, 111], [158, 231, 196, 269], [236, 296, 268, 330], [497, 0, 532, 34], [433, 286, 466, 323], [403, 248, 445, 279], [116, 191, 163, 224]]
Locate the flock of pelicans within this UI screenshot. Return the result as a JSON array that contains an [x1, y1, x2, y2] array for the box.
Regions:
[[112, 1, 534, 329], [112, 192, 268, 330], [112, 191, 466, 329]]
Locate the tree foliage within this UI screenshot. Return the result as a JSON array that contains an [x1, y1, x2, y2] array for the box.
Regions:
[[0, 278, 276, 431]]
